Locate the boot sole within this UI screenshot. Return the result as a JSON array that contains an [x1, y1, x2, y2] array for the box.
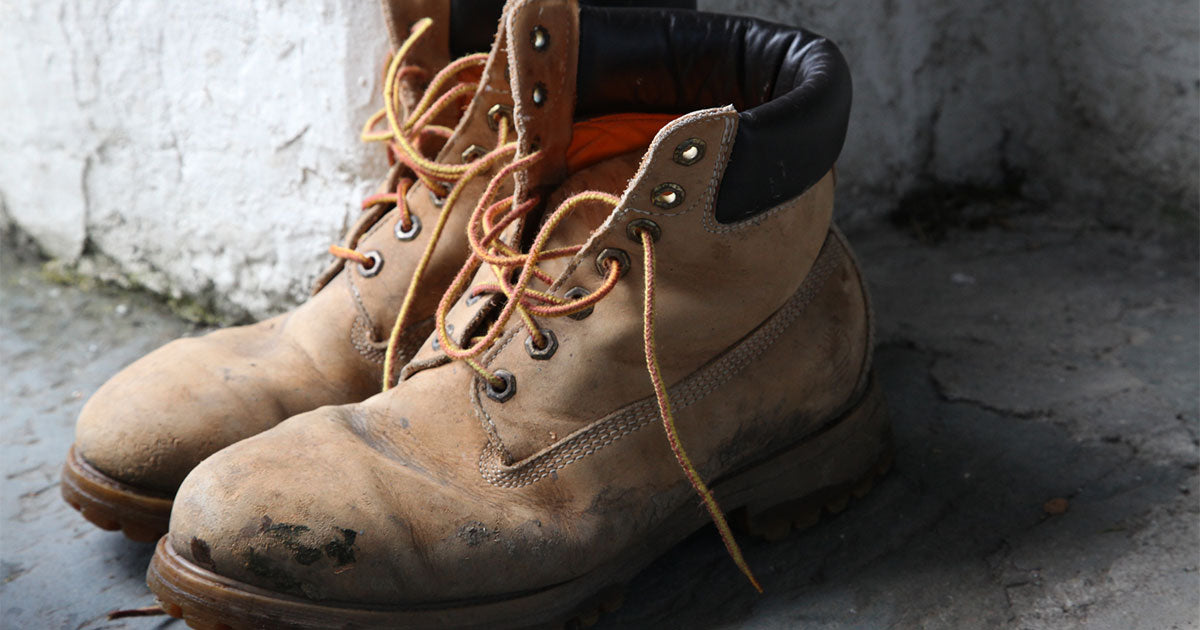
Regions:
[[61, 444, 173, 542], [146, 373, 892, 629]]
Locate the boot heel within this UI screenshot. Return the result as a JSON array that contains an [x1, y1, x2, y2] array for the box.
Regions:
[[726, 373, 893, 541]]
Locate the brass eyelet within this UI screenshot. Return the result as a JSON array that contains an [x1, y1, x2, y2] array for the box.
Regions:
[[651, 183, 684, 209], [564, 286, 593, 320], [673, 138, 706, 165], [394, 214, 421, 241], [461, 144, 487, 163], [357, 251, 383, 278], [594, 248, 631, 277], [524, 328, 558, 360], [487, 104, 513, 131], [626, 218, 661, 244], [485, 370, 517, 402], [530, 26, 550, 51]]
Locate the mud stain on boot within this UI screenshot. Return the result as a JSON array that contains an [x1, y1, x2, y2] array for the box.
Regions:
[[243, 548, 304, 594], [189, 537, 216, 571], [457, 521, 497, 547], [258, 519, 358, 567], [324, 528, 358, 566], [236, 522, 361, 599]]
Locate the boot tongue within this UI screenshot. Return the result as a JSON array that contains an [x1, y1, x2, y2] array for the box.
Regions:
[[380, 0, 452, 114], [426, 1, 515, 167], [504, 0, 624, 284], [504, 0, 581, 198]]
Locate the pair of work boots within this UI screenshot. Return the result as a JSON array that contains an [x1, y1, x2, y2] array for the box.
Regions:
[[62, 0, 892, 627]]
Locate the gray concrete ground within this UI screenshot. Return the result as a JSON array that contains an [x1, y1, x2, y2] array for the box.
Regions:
[[1, 208, 1197, 629]]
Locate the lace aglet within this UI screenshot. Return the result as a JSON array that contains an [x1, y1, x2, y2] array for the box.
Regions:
[[725, 528, 763, 593], [744, 569, 764, 594]]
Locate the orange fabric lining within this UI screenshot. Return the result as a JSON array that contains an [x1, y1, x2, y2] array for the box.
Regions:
[[566, 113, 679, 174]]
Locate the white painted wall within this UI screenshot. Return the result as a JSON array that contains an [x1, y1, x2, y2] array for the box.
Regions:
[[2, 1, 1196, 319], [0, 0, 390, 318]]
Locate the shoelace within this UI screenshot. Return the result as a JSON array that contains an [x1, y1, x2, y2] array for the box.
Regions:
[[326, 17, 518, 389], [412, 151, 764, 592]]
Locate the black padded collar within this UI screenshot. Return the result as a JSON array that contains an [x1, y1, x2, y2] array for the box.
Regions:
[[576, 7, 852, 223]]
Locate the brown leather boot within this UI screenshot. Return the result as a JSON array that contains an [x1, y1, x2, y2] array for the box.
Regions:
[[61, 0, 513, 541], [147, 2, 891, 627]]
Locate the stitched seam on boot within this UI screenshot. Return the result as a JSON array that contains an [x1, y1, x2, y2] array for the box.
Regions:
[[477, 231, 843, 488], [701, 178, 819, 235], [351, 314, 434, 366], [831, 224, 875, 400], [348, 276, 376, 332], [350, 315, 388, 364]]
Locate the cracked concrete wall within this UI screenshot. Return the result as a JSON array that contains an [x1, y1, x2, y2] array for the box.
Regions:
[[712, 0, 1200, 222], [1034, 0, 1200, 217], [2, 1, 1197, 319]]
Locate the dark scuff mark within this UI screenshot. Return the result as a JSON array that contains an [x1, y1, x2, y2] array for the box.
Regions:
[[190, 537, 215, 571], [290, 545, 323, 566], [324, 528, 358, 566], [261, 521, 322, 565], [251, 517, 358, 568], [243, 549, 303, 594], [262, 521, 311, 537]]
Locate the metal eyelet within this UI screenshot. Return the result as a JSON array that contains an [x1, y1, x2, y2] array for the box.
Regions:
[[564, 286, 593, 320], [532, 83, 547, 107], [673, 138, 706, 165], [530, 26, 550, 51], [651, 183, 685, 209], [357, 251, 383, 278], [461, 144, 487, 163], [524, 329, 558, 360], [487, 104, 513, 131], [594, 248, 631, 277], [428, 184, 448, 207], [431, 324, 453, 351], [465, 291, 482, 306], [626, 218, 661, 244], [485, 370, 517, 402], [394, 214, 421, 241]]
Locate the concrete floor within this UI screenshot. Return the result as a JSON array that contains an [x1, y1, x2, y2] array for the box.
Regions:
[[1, 210, 1197, 629]]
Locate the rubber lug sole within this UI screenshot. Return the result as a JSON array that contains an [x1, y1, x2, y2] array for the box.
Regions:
[[61, 444, 173, 542]]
